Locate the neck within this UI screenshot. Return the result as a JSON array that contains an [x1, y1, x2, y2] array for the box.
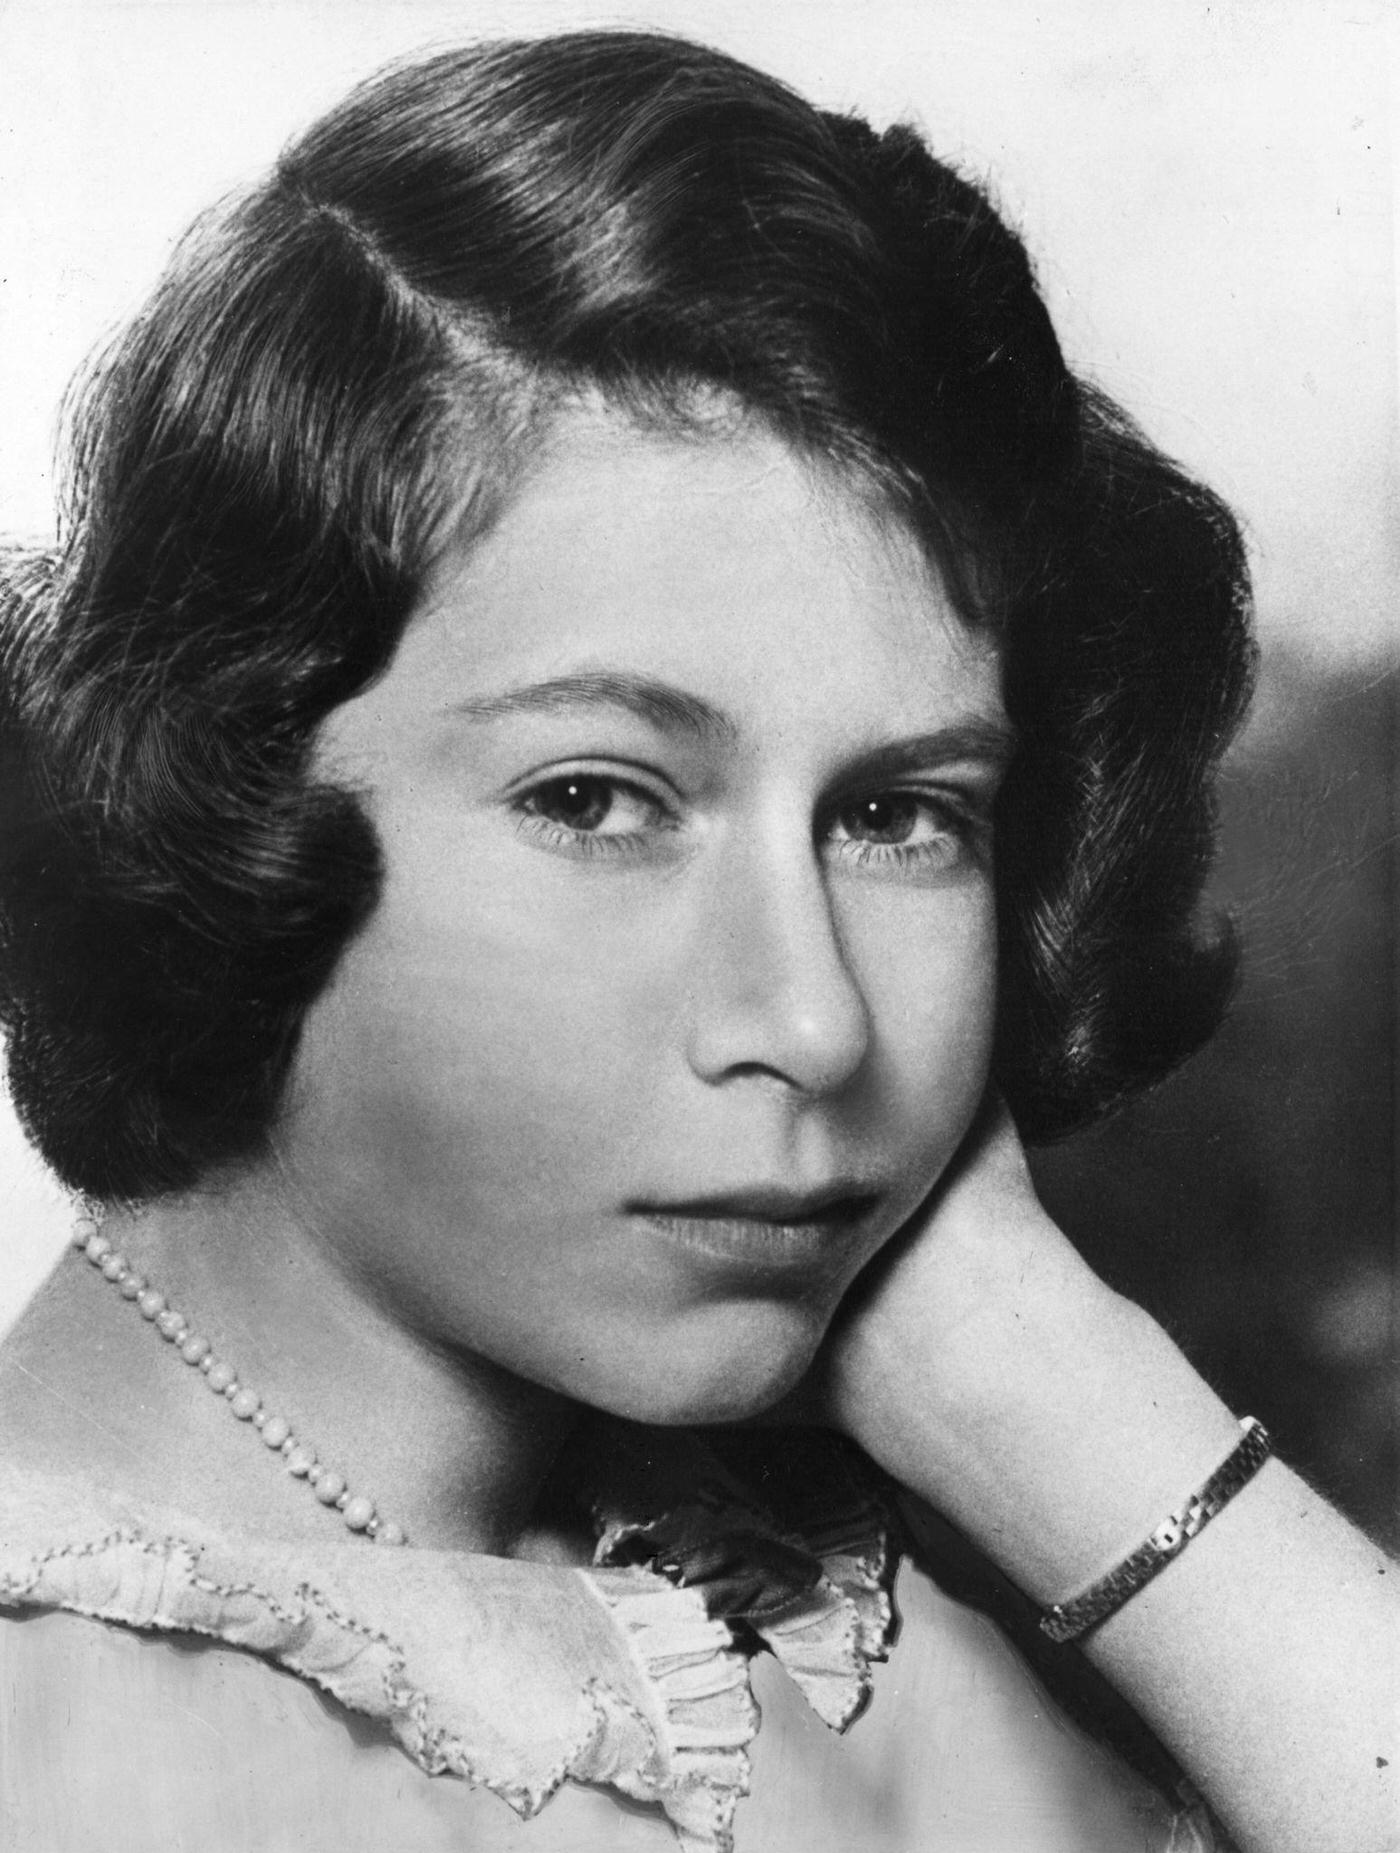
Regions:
[[71, 1178, 582, 1555]]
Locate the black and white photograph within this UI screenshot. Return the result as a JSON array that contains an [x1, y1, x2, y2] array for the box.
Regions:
[[0, 4, 1394, 1849]]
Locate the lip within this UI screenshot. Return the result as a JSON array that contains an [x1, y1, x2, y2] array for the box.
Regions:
[[628, 1183, 881, 1275]]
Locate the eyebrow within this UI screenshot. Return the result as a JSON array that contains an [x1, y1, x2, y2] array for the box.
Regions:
[[451, 669, 1017, 771], [837, 723, 1018, 788], [451, 671, 737, 743]]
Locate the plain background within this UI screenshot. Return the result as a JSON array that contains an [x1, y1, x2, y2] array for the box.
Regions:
[[0, 0, 1395, 1532]]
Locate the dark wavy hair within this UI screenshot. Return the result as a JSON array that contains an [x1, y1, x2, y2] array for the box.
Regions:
[[0, 32, 1254, 1202]]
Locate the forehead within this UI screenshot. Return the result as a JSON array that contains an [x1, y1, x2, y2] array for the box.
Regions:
[[377, 411, 1004, 746]]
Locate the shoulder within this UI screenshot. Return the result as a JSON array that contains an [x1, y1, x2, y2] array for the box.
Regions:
[[0, 1586, 1214, 1853], [0, 1608, 674, 1852], [1, 1609, 401, 1847]]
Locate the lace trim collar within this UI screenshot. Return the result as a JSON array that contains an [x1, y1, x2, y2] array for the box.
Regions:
[[0, 1428, 893, 1853]]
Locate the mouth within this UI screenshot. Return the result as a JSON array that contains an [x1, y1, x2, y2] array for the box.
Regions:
[[627, 1184, 882, 1276]]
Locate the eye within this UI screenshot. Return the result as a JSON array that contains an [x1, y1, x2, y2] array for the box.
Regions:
[[825, 790, 978, 872], [514, 772, 676, 855], [834, 794, 925, 845], [522, 775, 620, 833]]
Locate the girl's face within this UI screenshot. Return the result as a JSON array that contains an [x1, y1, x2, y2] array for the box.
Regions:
[[291, 412, 1009, 1423]]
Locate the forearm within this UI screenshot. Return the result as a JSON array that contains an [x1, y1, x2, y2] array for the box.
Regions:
[[835, 1223, 1399, 1853]]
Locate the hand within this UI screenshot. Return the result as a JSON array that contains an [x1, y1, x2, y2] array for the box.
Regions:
[[810, 1090, 1242, 1597], [813, 1093, 1106, 1509]]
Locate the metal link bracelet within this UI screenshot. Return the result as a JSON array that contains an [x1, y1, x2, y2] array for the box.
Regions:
[[1039, 1416, 1272, 1645]]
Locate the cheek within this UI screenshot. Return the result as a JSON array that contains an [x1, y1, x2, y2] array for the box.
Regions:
[[283, 914, 663, 1382], [840, 881, 998, 1161], [294, 848, 670, 1208]]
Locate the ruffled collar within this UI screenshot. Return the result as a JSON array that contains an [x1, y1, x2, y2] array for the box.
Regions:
[[0, 1425, 893, 1853]]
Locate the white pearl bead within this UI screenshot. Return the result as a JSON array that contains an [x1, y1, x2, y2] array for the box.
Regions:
[[77, 1212, 400, 1550]]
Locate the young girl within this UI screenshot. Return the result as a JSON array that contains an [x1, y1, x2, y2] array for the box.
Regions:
[[0, 31, 1393, 1853]]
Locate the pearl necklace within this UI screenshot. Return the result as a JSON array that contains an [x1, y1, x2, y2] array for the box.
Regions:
[[72, 1206, 407, 1546]]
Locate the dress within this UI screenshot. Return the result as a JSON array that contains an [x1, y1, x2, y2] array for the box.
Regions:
[[0, 1425, 1220, 1852]]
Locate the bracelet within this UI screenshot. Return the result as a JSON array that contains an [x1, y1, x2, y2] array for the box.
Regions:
[[1039, 1416, 1272, 1644]]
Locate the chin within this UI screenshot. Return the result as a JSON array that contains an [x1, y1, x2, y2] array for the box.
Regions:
[[582, 1299, 826, 1429]]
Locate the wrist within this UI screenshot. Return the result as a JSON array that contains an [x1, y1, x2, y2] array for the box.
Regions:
[[838, 1221, 1240, 1603]]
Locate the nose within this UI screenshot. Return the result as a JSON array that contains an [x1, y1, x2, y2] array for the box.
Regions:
[[683, 824, 871, 1096]]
